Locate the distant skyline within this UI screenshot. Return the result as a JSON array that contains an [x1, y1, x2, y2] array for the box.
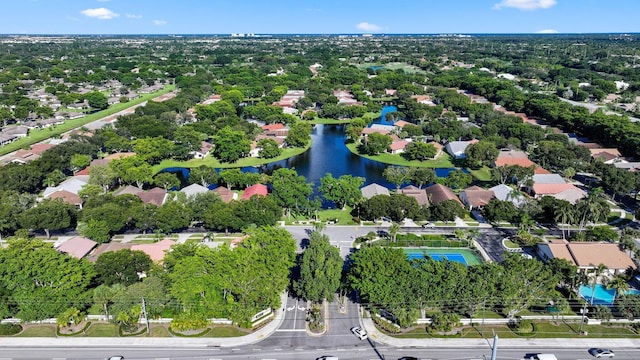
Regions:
[[1, 0, 638, 35]]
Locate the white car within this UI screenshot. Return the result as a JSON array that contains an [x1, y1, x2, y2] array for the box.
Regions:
[[422, 222, 435, 228], [351, 326, 368, 340], [589, 348, 615, 358], [107, 357, 125, 360]]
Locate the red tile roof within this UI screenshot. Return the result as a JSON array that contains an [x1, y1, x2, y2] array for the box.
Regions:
[[261, 123, 286, 131], [494, 158, 536, 167], [131, 239, 176, 263], [48, 190, 83, 206], [213, 186, 236, 203], [534, 166, 552, 175], [241, 183, 268, 200], [55, 236, 98, 259], [532, 183, 574, 195], [425, 184, 461, 205], [137, 187, 167, 206], [30, 143, 54, 155]]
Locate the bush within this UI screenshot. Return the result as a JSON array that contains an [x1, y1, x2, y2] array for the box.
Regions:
[[508, 319, 535, 335], [430, 312, 460, 332], [170, 312, 210, 331], [0, 323, 22, 336], [372, 315, 401, 334]]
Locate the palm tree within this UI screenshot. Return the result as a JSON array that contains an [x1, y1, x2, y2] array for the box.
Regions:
[[554, 201, 575, 240], [588, 263, 609, 305], [389, 222, 401, 243], [606, 274, 630, 305]]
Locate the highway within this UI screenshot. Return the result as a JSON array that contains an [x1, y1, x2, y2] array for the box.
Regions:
[[2, 346, 640, 360]]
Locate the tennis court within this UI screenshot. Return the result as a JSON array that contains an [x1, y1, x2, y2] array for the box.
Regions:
[[404, 248, 483, 266]]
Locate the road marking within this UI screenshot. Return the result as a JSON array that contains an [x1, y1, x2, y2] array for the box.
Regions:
[[208, 358, 222, 360], [295, 348, 304, 351], [253, 348, 262, 351], [273, 348, 282, 351], [275, 329, 306, 332]]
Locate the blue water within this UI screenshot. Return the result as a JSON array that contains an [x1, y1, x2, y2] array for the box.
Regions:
[[579, 284, 640, 306], [405, 251, 469, 266], [370, 105, 399, 126]]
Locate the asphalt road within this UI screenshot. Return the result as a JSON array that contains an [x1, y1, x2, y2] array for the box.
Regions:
[[3, 346, 640, 360]]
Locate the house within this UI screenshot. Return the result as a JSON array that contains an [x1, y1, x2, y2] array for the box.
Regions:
[[590, 148, 622, 164], [389, 140, 409, 154], [529, 173, 573, 198], [537, 239, 636, 276], [55, 236, 98, 259], [180, 183, 209, 198], [550, 184, 587, 204], [384, 89, 397, 97], [137, 187, 168, 206], [261, 124, 289, 137], [43, 177, 88, 198], [47, 190, 83, 208], [445, 140, 478, 159], [201, 94, 222, 105], [131, 239, 176, 263], [113, 185, 143, 197], [393, 120, 413, 129], [361, 183, 390, 199], [489, 184, 526, 207], [398, 185, 429, 206], [425, 184, 461, 205], [192, 141, 212, 159], [427, 142, 443, 158], [241, 184, 268, 200], [213, 186, 238, 203], [493, 150, 536, 168], [411, 95, 435, 106], [459, 186, 495, 210]]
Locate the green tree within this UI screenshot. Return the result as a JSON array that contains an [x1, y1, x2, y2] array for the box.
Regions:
[[80, 218, 111, 244], [88, 164, 116, 193], [257, 138, 282, 159], [402, 142, 437, 161], [20, 198, 77, 238], [70, 153, 91, 175], [153, 172, 181, 190], [319, 173, 365, 209], [293, 231, 343, 303], [383, 166, 411, 190], [409, 167, 437, 188], [189, 165, 218, 188], [133, 137, 174, 165], [94, 249, 153, 286], [465, 140, 499, 169], [212, 127, 251, 163], [446, 170, 472, 189], [361, 132, 392, 155], [270, 168, 312, 219], [286, 121, 312, 147], [85, 91, 108, 110], [431, 199, 466, 222], [0, 238, 95, 321]]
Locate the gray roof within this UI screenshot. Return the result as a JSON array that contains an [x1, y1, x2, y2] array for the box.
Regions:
[[445, 141, 472, 158], [532, 174, 565, 185], [43, 177, 88, 197], [180, 183, 209, 198], [489, 184, 525, 207], [361, 183, 390, 199]]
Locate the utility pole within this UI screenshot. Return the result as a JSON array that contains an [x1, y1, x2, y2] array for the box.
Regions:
[[490, 333, 498, 360], [141, 297, 150, 334], [578, 302, 588, 335]]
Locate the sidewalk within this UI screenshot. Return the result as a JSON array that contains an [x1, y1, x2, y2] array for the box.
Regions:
[[0, 293, 288, 348], [359, 309, 640, 349]]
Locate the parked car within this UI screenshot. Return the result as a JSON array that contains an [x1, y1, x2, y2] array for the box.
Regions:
[[398, 357, 420, 360], [107, 357, 124, 360], [316, 356, 338, 360], [525, 354, 557, 360], [351, 326, 368, 340], [421, 222, 435, 228], [589, 348, 615, 358]]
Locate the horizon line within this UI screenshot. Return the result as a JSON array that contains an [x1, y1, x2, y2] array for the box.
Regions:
[[1, 32, 638, 36]]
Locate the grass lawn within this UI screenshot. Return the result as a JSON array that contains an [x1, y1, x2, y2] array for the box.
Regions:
[[308, 118, 353, 125], [206, 326, 251, 337], [149, 325, 172, 337], [153, 144, 310, 173], [0, 85, 176, 157], [468, 167, 492, 182], [345, 143, 455, 168], [317, 207, 357, 225], [503, 239, 520, 249], [85, 323, 120, 337], [16, 325, 56, 337], [353, 62, 426, 75], [387, 321, 639, 339]]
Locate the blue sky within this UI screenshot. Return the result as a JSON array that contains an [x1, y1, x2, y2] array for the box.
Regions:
[[1, 0, 637, 34]]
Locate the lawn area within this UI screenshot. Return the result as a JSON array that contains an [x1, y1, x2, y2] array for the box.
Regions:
[[84, 323, 120, 337], [468, 167, 492, 181], [345, 143, 455, 168], [206, 325, 251, 337], [316, 207, 357, 225], [387, 321, 639, 339], [503, 239, 520, 249], [308, 118, 353, 125], [0, 85, 176, 157], [149, 325, 172, 337], [153, 143, 310, 173], [16, 324, 56, 337], [353, 62, 426, 75]]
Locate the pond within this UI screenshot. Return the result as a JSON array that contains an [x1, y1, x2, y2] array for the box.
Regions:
[[160, 106, 463, 205]]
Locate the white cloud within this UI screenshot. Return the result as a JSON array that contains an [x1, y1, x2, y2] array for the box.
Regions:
[[537, 29, 559, 33], [356, 22, 382, 32], [494, 0, 557, 10], [80, 7, 119, 20], [153, 20, 167, 26], [125, 13, 143, 19]]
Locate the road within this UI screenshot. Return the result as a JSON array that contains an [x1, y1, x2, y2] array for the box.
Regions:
[[2, 346, 640, 360]]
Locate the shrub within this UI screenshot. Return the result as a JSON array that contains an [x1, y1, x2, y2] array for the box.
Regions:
[[0, 323, 22, 336], [170, 312, 210, 331], [372, 316, 401, 334], [508, 319, 534, 334], [430, 312, 460, 332]]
